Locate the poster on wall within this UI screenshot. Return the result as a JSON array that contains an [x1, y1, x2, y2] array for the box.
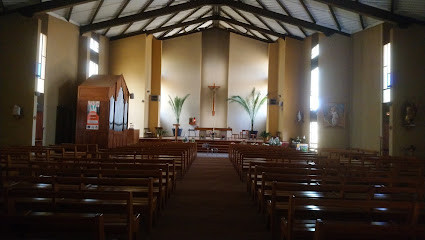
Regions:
[[322, 103, 345, 128], [86, 101, 100, 130]]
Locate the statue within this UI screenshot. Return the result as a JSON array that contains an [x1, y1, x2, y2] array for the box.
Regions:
[[403, 102, 417, 126]]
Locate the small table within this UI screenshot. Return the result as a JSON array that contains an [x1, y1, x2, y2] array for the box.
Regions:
[[188, 128, 197, 137], [173, 124, 180, 141]]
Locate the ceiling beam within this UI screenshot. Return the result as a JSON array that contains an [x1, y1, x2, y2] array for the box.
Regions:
[[81, 0, 211, 33], [149, 15, 214, 35], [117, 0, 154, 37], [391, 0, 395, 13], [103, 0, 131, 35], [221, 8, 272, 41], [252, 16, 275, 41], [255, 0, 288, 33], [110, 15, 215, 41], [159, 22, 213, 41], [136, 0, 175, 34], [355, 0, 366, 30], [158, 6, 205, 39], [220, 24, 273, 43], [89, 0, 104, 24], [213, 5, 220, 27], [219, 16, 302, 40], [273, 0, 307, 37], [328, 5, 341, 31], [83, 0, 349, 36], [159, 27, 201, 40], [299, 0, 316, 23], [225, 6, 270, 41], [3, 0, 96, 17], [221, 0, 349, 36], [66, 6, 73, 22], [255, 0, 301, 38], [313, 0, 425, 25], [156, 11, 180, 30]]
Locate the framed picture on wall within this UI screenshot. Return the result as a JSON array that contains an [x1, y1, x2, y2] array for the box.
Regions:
[[322, 103, 345, 128]]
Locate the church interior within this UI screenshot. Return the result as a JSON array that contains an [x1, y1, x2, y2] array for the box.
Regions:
[[0, 0, 425, 239]]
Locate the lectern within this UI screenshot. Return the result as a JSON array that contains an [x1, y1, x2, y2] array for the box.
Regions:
[[76, 75, 139, 148]]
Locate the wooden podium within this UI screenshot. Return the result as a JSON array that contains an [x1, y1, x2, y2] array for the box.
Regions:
[[75, 75, 138, 148]]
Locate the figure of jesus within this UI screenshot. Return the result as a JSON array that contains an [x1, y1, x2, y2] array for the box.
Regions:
[[330, 106, 339, 126]]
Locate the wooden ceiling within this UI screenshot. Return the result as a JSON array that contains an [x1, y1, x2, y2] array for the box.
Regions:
[[1, 0, 424, 43]]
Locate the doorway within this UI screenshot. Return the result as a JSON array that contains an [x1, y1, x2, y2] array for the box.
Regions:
[[381, 103, 391, 156], [35, 94, 44, 146]]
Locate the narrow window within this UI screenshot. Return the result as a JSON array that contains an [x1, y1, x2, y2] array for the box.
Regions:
[[36, 33, 47, 93], [89, 60, 98, 77], [309, 38, 319, 149], [382, 43, 391, 103], [88, 37, 99, 77], [90, 38, 99, 53]]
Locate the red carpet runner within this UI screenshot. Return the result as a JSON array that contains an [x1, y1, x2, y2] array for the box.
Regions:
[[148, 153, 272, 240]]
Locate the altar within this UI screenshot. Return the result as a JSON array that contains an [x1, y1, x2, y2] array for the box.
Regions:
[[194, 127, 232, 139]]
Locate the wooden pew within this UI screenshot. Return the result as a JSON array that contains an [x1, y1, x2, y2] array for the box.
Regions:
[[281, 195, 417, 240], [313, 219, 425, 240], [3, 174, 157, 233], [0, 212, 105, 240], [5, 188, 141, 240]]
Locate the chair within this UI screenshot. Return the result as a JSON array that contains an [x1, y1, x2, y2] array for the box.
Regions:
[[188, 128, 197, 137], [240, 130, 250, 139], [154, 127, 163, 138], [144, 128, 154, 138]]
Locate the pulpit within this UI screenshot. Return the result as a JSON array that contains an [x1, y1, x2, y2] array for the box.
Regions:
[[75, 74, 138, 148]]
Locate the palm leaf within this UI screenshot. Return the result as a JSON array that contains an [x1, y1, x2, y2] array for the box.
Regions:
[[228, 87, 267, 132], [168, 94, 190, 124]]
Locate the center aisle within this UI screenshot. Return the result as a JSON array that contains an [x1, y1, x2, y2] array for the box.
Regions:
[[149, 153, 272, 240]]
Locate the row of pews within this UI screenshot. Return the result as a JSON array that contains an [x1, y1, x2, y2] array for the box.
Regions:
[[230, 145, 425, 239], [0, 142, 197, 240]]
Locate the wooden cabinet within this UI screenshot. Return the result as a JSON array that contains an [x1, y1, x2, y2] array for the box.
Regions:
[[75, 75, 138, 148]]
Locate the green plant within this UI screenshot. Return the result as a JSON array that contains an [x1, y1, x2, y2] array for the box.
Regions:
[[168, 94, 190, 124], [156, 128, 167, 137], [260, 131, 271, 139], [228, 88, 267, 132]]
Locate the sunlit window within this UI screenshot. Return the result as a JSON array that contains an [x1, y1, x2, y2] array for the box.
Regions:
[[36, 33, 47, 94], [310, 67, 319, 111], [383, 43, 391, 103], [90, 38, 99, 53], [309, 122, 318, 149], [311, 44, 319, 59], [309, 41, 319, 150], [89, 61, 98, 77]]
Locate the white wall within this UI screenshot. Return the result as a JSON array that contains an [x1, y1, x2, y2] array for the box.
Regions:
[[227, 33, 269, 134], [161, 33, 202, 136], [109, 35, 146, 136], [318, 34, 352, 148]]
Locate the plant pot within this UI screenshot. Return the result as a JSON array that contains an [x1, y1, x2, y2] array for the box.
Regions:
[[250, 130, 258, 139], [172, 128, 183, 136]]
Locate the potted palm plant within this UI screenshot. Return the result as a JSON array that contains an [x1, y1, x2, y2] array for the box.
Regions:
[[260, 131, 271, 143], [156, 128, 167, 139], [228, 88, 267, 136], [168, 94, 190, 136]]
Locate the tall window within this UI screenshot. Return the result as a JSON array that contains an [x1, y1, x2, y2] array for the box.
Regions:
[[309, 36, 319, 149], [383, 43, 391, 103], [36, 33, 47, 93], [89, 37, 99, 77]]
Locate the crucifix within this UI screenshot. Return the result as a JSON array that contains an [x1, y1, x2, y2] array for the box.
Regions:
[[208, 83, 220, 116]]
